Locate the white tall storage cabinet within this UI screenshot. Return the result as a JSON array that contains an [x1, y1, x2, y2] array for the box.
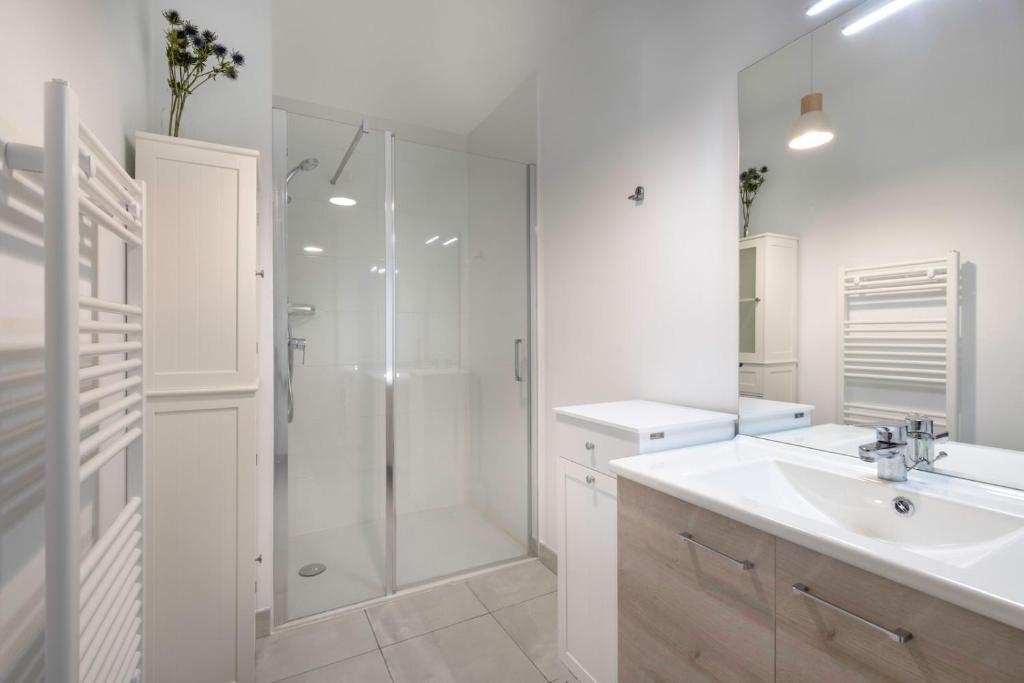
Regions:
[[739, 233, 799, 401], [554, 401, 736, 683], [135, 132, 259, 683]]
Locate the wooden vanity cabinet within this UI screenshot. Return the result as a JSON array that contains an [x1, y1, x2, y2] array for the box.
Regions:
[[618, 479, 775, 683], [619, 481, 1024, 683], [776, 539, 1024, 683]]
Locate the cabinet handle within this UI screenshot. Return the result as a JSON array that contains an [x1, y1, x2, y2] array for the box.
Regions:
[[678, 532, 754, 570], [792, 583, 912, 644], [585, 441, 595, 451], [585, 475, 595, 484]]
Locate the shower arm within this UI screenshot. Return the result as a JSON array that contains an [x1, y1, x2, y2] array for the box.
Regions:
[[330, 120, 369, 185]]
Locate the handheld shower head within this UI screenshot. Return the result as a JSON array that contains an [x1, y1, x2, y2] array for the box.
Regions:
[[285, 157, 319, 184]]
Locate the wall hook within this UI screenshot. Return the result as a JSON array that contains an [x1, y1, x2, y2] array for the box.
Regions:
[[628, 185, 645, 202]]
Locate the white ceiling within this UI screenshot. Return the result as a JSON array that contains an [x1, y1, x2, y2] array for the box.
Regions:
[[272, 0, 600, 136]]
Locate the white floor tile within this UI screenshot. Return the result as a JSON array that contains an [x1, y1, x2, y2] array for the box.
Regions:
[[367, 582, 487, 646], [466, 560, 556, 611], [277, 650, 392, 683], [493, 593, 559, 681], [255, 611, 378, 683], [382, 614, 546, 683]]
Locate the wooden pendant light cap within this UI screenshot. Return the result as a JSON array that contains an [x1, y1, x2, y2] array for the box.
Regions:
[[800, 92, 824, 115]]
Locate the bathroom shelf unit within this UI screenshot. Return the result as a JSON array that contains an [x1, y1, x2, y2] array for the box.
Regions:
[[8, 79, 147, 682], [739, 233, 799, 401], [135, 132, 259, 683], [836, 252, 959, 438]]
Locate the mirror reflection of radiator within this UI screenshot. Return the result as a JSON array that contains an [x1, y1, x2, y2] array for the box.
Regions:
[[837, 252, 959, 439]]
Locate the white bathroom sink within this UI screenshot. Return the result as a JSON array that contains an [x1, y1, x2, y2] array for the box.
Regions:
[[688, 458, 1024, 560], [609, 436, 1024, 630]]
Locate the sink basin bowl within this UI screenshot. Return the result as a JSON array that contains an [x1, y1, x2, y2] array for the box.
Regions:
[[688, 458, 1024, 564]]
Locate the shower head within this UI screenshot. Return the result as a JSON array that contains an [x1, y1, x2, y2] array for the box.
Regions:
[[285, 157, 319, 184]]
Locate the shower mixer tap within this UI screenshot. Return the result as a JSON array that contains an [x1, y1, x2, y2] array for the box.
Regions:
[[286, 322, 307, 423], [288, 336, 307, 365]]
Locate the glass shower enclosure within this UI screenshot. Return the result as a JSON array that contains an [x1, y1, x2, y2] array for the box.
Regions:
[[272, 109, 532, 623]]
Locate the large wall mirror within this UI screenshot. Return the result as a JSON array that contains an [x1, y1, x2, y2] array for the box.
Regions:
[[736, 0, 1024, 489]]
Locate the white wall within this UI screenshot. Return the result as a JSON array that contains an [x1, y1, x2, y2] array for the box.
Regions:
[[467, 74, 538, 164], [0, 0, 149, 678], [740, 0, 1024, 450], [145, 0, 276, 612], [271, 0, 596, 137], [536, 0, 825, 549]]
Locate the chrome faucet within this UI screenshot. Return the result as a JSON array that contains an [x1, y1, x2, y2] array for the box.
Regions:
[[859, 424, 912, 482], [905, 415, 949, 472], [858, 415, 949, 482]]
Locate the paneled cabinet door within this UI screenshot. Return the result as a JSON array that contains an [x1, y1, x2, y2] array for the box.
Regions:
[[558, 458, 618, 683], [135, 132, 259, 393]]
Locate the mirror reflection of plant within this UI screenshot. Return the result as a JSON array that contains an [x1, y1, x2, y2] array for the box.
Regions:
[[739, 166, 768, 237], [162, 9, 246, 137]]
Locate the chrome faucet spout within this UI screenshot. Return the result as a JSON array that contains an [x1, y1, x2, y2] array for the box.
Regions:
[[858, 424, 910, 482]]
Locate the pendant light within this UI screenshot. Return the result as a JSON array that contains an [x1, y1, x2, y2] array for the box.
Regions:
[[788, 34, 834, 151]]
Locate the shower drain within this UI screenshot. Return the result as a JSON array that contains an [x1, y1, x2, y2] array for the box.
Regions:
[[298, 563, 327, 578]]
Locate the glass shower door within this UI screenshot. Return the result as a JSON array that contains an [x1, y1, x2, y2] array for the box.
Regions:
[[393, 139, 530, 587], [281, 113, 387, 620]]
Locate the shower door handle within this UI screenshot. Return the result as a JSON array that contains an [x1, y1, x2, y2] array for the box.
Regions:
[[514, 338, 524, 382]]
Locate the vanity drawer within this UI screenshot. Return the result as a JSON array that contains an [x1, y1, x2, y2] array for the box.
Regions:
[[554, 417, 636, 476], [776, 539, 1024, 682], [618, 479, 775, 682]]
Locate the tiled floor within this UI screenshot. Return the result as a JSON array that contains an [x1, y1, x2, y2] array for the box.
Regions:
[[257, 559, 558, 683]]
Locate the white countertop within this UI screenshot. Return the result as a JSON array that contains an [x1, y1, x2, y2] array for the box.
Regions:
[[610, 435, 1024, 631], [554, 400, 736, 434]]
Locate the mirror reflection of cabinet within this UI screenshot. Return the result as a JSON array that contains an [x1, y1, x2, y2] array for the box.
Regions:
[[739, 233, 798, 401]]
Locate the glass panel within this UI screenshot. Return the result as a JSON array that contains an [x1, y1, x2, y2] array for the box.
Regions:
[[284, 113, 386, 619], [739, 246, 756, 300], [394, 139, 529, 587], [739, 301, 756, 354], [739, 246, 757, 354]]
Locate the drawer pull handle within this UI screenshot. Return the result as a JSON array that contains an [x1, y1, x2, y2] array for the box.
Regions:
[[584, 441, 595, 451], [585, 475, 595, 484], [679, 532, 754, 571], [792, 583, 913, 644]]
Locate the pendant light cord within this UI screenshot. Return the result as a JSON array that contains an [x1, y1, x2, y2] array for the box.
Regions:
[[810, 33, 815, 92]]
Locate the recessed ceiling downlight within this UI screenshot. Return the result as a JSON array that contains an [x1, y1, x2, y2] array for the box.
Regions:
[[303, 245, 324, 254], [329, 196, 357, 206]]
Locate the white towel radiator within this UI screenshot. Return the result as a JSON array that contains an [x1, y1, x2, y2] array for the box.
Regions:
[[5, 79, 146, 683], [836, 252, 959, 438]]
